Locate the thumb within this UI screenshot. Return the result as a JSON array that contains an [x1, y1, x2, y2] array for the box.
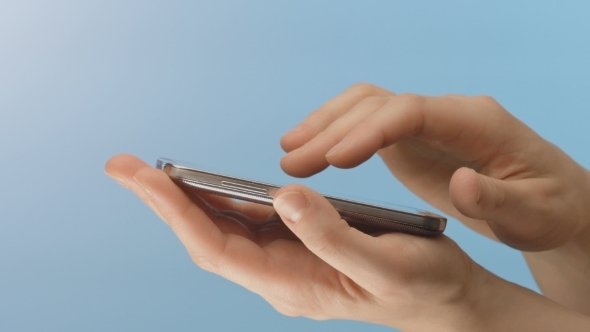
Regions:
[[449, 167, 560, 250], [272, 184, 388, 283], [450, 167, 510, 218]]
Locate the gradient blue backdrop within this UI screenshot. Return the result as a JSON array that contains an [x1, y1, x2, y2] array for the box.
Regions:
[[2, 1, 590, 331]]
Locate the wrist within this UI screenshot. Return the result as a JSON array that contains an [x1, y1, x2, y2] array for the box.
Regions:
[[452, 270, 590, 332], [484, 275, 590, 331], [394, 263, 590, 332], [524, 214, 590, 315], [525, 166, 590, 314], [390, 263, 500, 332]]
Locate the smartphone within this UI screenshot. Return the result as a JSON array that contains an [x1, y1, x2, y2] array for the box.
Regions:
[[156, 158, 447, 237]]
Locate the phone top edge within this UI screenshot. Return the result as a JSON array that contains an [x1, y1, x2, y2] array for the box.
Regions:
[[157, 158, 280, 189], [157, 158, 447, 232]]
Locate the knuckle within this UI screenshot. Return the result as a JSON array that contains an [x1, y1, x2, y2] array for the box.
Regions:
[[346, 82, 378, 97], [172, 200, 193, 227], [314, 129, 340, 148], [306, 105, 334, 125], [305, 110, 323, 124], [442, 93, 466, 99], [266, 290, 308, 318], [395, 93, 425, 109], [473, 95, 498, 106], [489, 180, 506, 209], [188, 251, 218, 272], [302, 222, 343, 257], [267, 286, 331, 319], [356, 95, 388, 108], [271, 302, 303, 318]]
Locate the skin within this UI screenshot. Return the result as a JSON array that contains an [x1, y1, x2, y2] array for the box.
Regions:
[[279, 83, 590, 315], [106, 155, 590, 331]]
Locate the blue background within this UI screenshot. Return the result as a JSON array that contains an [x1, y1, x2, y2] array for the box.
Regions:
[[2, 1, 589, 331]]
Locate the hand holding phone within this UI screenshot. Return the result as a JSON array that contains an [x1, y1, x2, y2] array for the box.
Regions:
[[107, 154, 586, 332]]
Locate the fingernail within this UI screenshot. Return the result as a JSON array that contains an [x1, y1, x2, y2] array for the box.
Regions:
[[274, 192, 309, 223], [326, 139, 351, 157], [133, 176, 153, 199], [115, 178, 130, 189], [105, 171, 130, 189], [133, 176, 167, 224]]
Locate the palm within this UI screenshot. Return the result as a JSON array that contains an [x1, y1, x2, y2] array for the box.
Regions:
[[189, 191, 356, 303], [199, 195, 472, 321]]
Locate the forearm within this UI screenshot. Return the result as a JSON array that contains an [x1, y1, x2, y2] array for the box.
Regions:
[[524, 235, 590, 315]]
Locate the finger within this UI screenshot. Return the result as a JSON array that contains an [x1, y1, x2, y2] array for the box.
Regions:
[[106, 155, 230, 262], [325, 94, 520, 169], [184, 191, 289, 239], [272, 184, 428, 289], [281, 95, 390, 177], [105, 154, 277, 223], [280, 83, 392, 153], [105, 154, 166, 220], [187, 191, 278, 222], [187, 192, 296, 243], [105, 156, 250, 236], [105, 155, 281, 290], [449, 167, 570, 250], [107, 155, 289, 241]]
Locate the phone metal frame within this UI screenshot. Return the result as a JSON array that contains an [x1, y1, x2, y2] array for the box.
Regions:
[[156, 158, 447, 236]]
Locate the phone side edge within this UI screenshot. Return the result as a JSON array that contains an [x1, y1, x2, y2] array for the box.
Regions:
[[157, 159, 446, 234]]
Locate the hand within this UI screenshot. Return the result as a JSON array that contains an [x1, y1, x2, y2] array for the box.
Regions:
[[279, 83, 590, 313], [106, 154, 590, 331], [105, 154, 490, 331]]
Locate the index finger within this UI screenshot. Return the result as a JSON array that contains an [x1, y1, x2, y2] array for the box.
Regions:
[[280, 83, 393, 152], [326, 94, 523, 169]]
